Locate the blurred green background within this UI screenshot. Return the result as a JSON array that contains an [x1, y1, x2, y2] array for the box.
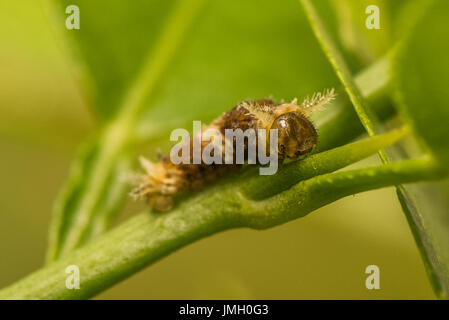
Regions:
[[0, 0, 436, 299]]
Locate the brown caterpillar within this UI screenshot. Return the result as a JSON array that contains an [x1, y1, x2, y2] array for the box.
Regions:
[[131, 89, 335, 211]]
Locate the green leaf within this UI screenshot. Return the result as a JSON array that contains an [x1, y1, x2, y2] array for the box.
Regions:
[[302, 0, 449, 300], [45, 128, 133, 262], [46, 0, 206, 261], [395, 0, 449, 166], [397, 182, 449, 299], [393, 0, 449, 298], [134, 0, 341, 144], [47, 0, 178, 120], [329, 0, 413, 66]]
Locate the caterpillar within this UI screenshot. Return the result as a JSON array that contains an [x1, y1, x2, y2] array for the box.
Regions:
[[131, 89, 335, 212]]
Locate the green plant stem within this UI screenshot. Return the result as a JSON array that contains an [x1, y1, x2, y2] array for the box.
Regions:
[[241, 126, 409, 200], [0, 199, 236, 300], [242, 158, 440, 229], [300, 0, 389, 163], [0, 155, 439, 300]]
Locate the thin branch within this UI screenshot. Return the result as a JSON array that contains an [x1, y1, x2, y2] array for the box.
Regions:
[[242, 157, 441, 229], [241, 127, 409, 200], [0, 143, 440, 300]]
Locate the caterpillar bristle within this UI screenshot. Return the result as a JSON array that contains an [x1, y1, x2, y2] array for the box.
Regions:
[[300, 88, 336, 116]]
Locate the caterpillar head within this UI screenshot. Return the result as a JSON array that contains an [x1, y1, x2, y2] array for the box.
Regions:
[[269, 89, 335, 159], [271, 112, 318, 159]]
